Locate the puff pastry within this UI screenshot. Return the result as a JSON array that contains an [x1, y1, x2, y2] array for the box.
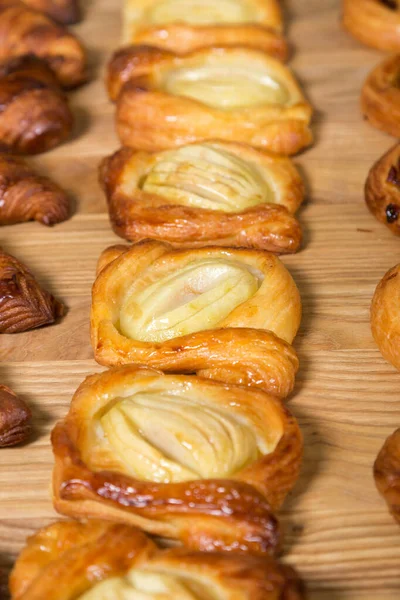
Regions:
[[365, 144, 400, 235], [91, 241, 301, 398], [0, 247, 64, 333], [21, 0, 81, 24], [371, 262, 400, 370], [343, 0, 400, 51], [374, 428, 400, 524], [361, 54, 400, 138], [100, 142, 304, 252], [52, 366, 302, 554], [9, 520, 306, 599], [0, 384, 32, 447], [123, 0, 287, 59], [108, 46, 313, 155]]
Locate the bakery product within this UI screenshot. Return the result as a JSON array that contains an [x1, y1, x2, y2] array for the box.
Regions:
[[361, 54, 400, 138], [100, 142, 304, 252], [108, 46, 313, 155], [91, 241, 301, 398], [9, 520, 305, 599], [0, 384, 32, 447], [21, 0, 80, 24], [374, 428, 400, 524], [365, 144, 400, 235], [343, 0, 400, 51], [52, 366, 303, 554], [371, 262, 400, 370]]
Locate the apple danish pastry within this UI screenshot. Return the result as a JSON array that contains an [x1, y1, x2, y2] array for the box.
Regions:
[[108, 46, 313, 155], [365, 144, 400, 235], [361, 55, 400, 138], [21, 0, 81, 24], [91, 241, 301, 398], [371, 263, 400, 370], [374, 428, 400, 524], [123, 0, 287, 59], [100, 142, 304, 252], [343, 0, 400, 51], [9, 520, 306, 599], [52, 366, 303, 554]]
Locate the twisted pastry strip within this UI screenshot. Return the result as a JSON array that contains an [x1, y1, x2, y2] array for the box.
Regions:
[[371, 262, 400, 370], [361, 54, 400, 138], [10, 520, 305, 599], [100, 143, 304, 252], [0, 247, 64, 333], [21, 0, 81, 24], [343, 0, 400, 51], [365, 144, 400, 234], [374, 428, 400, 524], [52, 366, 302, 555]]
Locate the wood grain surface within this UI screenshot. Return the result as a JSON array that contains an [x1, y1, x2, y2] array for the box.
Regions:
[[1, 0, 400, 598]]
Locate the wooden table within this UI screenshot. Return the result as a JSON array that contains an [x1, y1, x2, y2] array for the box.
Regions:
[[1, 0, 400, 598]]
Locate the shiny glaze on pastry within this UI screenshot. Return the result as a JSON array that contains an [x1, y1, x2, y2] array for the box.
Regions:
[[21, 0, 81, 24], [371, 262, 400, 370], [9, 520, 306, 599], [0, 384, 32, 447], [100, 142, 304, 252], [365, 144, 400, 235], [374, 428, 400, 524], [343, 0, 400, 51], [361, 54, 400, 138], [108, 46, 313, 155], [91, 241, 301, 398], [52, 366, 302, 554]]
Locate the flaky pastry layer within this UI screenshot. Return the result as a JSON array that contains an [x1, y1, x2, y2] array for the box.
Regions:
[[374, 428, 400, 524], [361, 54, 400, 138], [365, 144, 400, 235], [343, 0, 400, 51], [371, 262, 400, 370]]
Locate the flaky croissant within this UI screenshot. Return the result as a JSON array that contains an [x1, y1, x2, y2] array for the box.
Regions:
[[91, 241, 301, 398], [361, 54, 400, 138], [52, 366, 302, 555], [0, 0, 86, 88], [123, 0, 287, 59], [9, 520, 306, 599], [371, 262, 400, 370], [21, 0, 80, 24], [343, 0, 400, 51], [108, 45, 313, 155], [0, 154, 69, 224], [365, 144, 400, 235], [100, 142, 304, 252], [0, 247, 64, 333], [374, 428, 400, 524]]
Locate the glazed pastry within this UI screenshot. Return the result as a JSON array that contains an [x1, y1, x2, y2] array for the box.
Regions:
[[343, 0, 400, 51], [361, 55, 400, 138], [371, 262, 400, 370], [108, 46, 313, 155], [52, 366, 303, 554], [0, 384, 32, 447], [9, 520, 306, 599], [365, 144, 400, 235], [91, 241, 301, 398], [100, 142, 304, 252], [21, 0, 81, 24], [123, 0, 287, 59], [0, 154, 69, 224], [0, 0, 87, 88], [374, 428, 400, 524], [0, 247, 64, 333]]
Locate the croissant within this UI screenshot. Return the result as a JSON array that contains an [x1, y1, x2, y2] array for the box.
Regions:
[[108, 46, 313, 155], [365, 143, 400, 235], [0, 154, 69, 224], [371, 262, 400, 370], [374, 428, 400, 524], [100, 142, 304, 252], [21, 0, 81, 24], [123, 0, 287, 59], [91, 241, 301, 398], [51, 366, 302, 555], [343, 0, 400, 51], [0, 247, 64, 333], [9, 520, 306, 599], [0, 384, 32, 447], [0, 0, 87, 88], [361, 54, 400, 138]]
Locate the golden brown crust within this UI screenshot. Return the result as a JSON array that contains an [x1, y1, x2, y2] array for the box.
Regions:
[[100, 143, 304, 253], [343, 0, 400, 51], [21, 0, 81, 25], [365, 144, 400, 235], [0, 0, 87, 88], [374, 428, 400, 524], [0, 384, 32, 447], [371, 263, 400, 370], [361, 54, 400, 138], [108, 46, 313, 155], [0, 247, 64, 333], [10, 520, 306, 599]]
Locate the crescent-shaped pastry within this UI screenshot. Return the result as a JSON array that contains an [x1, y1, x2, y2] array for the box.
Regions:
[[21, 0, 81, 24], [343, 0, 400, 51], [365, 144, 400, 235], [9, 520, 306, 599], [374, 428, 400, 524], [52, 366, 303, 555], [100, 143, 304, 253], [0, 0, 87, 88], [108, 46, 313, 155], [0, 384, 32, 447], [0, 247, 64, 333], [371, 263, 400, 370], [123, 0, 287, 59], [91, 241, 301, 398], [361, 54, 400, 138]]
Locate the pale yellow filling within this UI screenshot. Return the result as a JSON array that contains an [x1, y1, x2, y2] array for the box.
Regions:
[[144, 0, 258, 25]]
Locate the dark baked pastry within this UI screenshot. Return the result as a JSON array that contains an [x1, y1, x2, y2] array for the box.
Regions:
[[365, 143, 400, 235], [374, 428, 400, 524], [371, 262, 400, 370], [21, 0, 80, 24], [361, 54, 400, 138], [0, 384, 32, 447]]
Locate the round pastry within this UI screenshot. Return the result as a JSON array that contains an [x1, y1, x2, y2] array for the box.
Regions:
[[361, 54, 400, 138], [374, 428, 400, 524], [51, 366, 303, 555], [123, 0, 287, 58], [343, 0, 400, 51], [9, 520, 306, 599], [91, 241, 301, 398], [100, 142, 304, 253], [365, 144, 400, 235], [108, 46, 313, 155], [371, 263, 400, 370]]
